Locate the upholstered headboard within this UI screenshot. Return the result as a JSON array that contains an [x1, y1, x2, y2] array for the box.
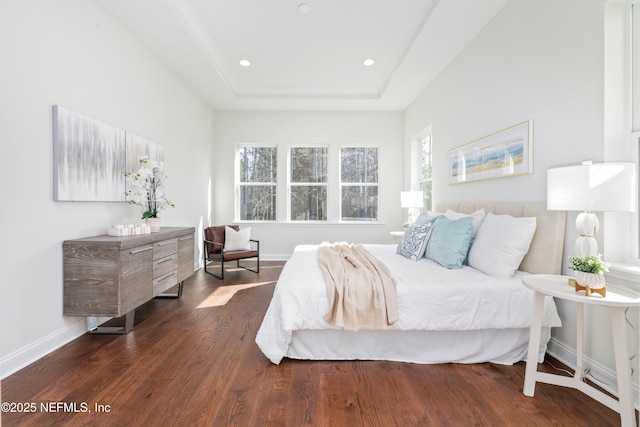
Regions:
[[434, 202, 566, 275]]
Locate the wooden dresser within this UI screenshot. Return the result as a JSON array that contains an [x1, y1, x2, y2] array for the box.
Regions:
[[63, 227, 195, 333]]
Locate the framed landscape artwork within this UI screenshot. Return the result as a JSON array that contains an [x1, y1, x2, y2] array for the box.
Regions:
[[447, 120, 533, 184]]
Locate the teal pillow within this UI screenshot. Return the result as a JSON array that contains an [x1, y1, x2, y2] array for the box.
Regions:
[[415, 212, 439, 225], [425, 216, 474, 269]]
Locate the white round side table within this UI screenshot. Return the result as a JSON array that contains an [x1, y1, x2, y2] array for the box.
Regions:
[[522, 274, 640, 427]]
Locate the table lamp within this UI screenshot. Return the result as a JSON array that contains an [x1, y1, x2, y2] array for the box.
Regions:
[[401, 190, 424, 225], [547, 161, 636, 257]]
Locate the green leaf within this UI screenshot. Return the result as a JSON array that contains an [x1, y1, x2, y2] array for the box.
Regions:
[[142, 210, 157, 219]]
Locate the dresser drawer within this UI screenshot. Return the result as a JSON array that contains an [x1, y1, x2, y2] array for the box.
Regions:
[[119, 245, 154, 314], [153, 253, 177, 278], [177, 234, 195, 283], [153, 238, 177, 260], [153, 270, 178, 296]]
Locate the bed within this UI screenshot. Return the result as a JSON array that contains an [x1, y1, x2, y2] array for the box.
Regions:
[[256, 202, 566, 365]]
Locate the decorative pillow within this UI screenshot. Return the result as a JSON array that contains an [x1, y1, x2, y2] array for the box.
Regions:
[[415, 212, 440, 225], [224, 226, 252, 251], [445, 209, 486, 237], [397, 223, 434, 261], [468, 213, 537, 279], [424, 216, 474, 269]]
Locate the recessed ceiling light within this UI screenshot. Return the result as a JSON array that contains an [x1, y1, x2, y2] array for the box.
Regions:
[[297, 3, 311, 14], [239, 59, 251, 67], [363, 58, 375, 66]]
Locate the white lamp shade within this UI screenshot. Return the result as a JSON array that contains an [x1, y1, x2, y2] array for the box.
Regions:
[[547, 162, 636, 212], [401, 191, 424, 209]]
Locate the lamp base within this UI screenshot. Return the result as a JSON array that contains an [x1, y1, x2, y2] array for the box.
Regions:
[[574, 211, 599, 257]]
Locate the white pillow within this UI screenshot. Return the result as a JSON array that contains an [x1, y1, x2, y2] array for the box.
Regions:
[[468, 213, 536, 279], [445, 209, 486, 237], [224, 226, 252, 251]]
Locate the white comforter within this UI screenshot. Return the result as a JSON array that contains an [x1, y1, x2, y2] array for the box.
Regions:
[[256, 244, 562, 364]]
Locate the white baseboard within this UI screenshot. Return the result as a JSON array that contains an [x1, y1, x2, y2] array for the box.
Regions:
[[260, 253, 290, 261], [0, 318, 89, 380], [546, 336, 640, 408]]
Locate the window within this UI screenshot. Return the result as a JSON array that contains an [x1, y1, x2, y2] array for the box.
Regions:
[[633, 1, 640, 132], [237, 146, 277, 221], [605, 0, 640, 260], [419, 133, 433, 211], [236, 144, 380, 223], [289, 147, 328, 221], [340, 147, 379, 221], [633, 1, 640, 256]]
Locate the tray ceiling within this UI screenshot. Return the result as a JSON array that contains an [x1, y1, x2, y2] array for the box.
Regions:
[[96, 0, 509, 111]]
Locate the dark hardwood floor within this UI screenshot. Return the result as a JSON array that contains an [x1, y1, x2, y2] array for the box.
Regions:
[[1, 261, 626, 426]]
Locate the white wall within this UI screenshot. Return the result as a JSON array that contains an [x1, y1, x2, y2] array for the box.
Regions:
[[0, 0, 214, 378], [2, 0, 630, 397], [405, 0, 604, 205], [405, 0, 635, 393], [212, 112, 404, 258]]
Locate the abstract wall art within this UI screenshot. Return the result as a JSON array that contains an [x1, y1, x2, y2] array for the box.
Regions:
[[125, 132, 165, 173], [52, 106, 164, 202], [52, 106, 126, 201]]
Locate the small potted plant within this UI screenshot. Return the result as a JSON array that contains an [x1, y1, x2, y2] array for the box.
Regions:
[[124, 156, 174, 231], [568, 254, 609, 289]]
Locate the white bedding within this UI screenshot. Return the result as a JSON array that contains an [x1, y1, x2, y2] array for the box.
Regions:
[[255, 244, 562, 365]]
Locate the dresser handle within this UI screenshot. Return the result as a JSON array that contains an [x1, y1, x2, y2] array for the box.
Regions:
[[157, 256, 176, 264], [158, 240, 176, 246], [158, 272, 175, 282], [130, 246, 152, 254], [179, 236, 193, 241]]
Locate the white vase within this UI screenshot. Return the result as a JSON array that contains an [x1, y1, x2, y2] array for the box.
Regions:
[[575, 271, 606, 289], [145, 217, 161, 232]]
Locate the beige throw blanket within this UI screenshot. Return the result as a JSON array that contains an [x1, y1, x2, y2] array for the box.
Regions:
[[317, 242, 399, 331]]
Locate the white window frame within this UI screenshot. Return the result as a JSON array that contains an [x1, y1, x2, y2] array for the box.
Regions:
[[235, 144, 278, 222], [339, 145, 380, 222], [418, 132, 433, 212], [410, 125, 433, 212], [603, 0, 640, 282], [287, 145, 329, 222], [631, 1, 640, 258]]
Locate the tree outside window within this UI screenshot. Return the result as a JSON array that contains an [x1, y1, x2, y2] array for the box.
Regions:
[[238, 146, 277, 221], [340, 147, 378, 221], [419, 133, 433, 211], [289, 147, 328, 221]]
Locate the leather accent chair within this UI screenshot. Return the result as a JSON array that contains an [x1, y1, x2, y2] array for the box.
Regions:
[[203, 225, 259, 279]]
